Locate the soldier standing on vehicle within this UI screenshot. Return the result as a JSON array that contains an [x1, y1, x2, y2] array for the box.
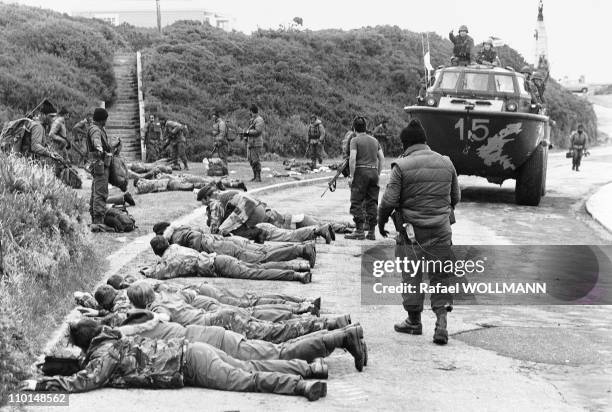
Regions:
[[520, 66, 543, 106], [449, 25, 474, 66], [49, 107, 71, 163], [372, 119, 389, 155], [570, 124, 588, 171], [345, 116, 384, 241], [160, 118, 189, 170], [378, 119, 460, 345], [212, 111, 229, 164], [86, 108, 112, 226], [243, 104, 265, 182], [307, 115, 325, 169], [475, 38, 501, 66]]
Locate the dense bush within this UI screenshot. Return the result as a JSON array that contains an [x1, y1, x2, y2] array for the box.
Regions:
[[142, 22, 597, 159], [0, 154, 102, 404], [0, 3, 121, 125]]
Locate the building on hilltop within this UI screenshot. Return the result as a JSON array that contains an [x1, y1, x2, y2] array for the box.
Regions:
[[72, 0, 234, 31]]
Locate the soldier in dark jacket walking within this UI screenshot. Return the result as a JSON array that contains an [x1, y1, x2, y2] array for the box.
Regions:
[[378, 120, 460, 345], [86, 108, 113, 225], [345, 116, 385, 240], [570, 124, 589, 171], [449, 25, 474, 66]]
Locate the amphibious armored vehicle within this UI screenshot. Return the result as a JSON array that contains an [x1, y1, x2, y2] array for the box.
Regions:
[[405, 64, 550, 206]]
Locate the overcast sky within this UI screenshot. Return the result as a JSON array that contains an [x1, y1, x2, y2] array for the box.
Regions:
[[8, 0, 612, 82]]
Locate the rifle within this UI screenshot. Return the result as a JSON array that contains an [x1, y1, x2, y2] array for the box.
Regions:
[[320, 158, 348, 197]]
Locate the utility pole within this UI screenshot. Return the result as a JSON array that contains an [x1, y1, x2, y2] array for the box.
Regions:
[[156, 0, 162, 33]]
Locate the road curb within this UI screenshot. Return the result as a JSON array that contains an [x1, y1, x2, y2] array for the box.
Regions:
[[585, 182, 612, 234], [39, 174, 332, 360]]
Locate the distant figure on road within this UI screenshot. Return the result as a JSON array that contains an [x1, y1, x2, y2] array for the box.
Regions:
[[570, 124, 589, 171], [21, 318, 329, 401], [449, 25, 474, 66], [161, 117, 189, 170], [212, 111, 229, 164], [49, 107, 71, 162], [242, 104, 265, 182], [378, 119, 460, 345], [345, 116, 384, 240], [475, 38, 501, 66], [307, 114, 325, 169], [143, 114, 161, 162]]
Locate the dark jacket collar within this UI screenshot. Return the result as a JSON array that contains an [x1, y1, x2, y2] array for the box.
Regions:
[[400, 143, 430, 158]]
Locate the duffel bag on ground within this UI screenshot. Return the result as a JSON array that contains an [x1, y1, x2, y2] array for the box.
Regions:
[[59, 167, 82, 189], [207, 158, 228, 176], [104, 205, 136, 232]]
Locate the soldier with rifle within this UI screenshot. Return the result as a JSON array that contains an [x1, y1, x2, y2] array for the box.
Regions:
[[160, 117, 189, 170], [212, 111, 230, 164], [241, 105, 265, 182]]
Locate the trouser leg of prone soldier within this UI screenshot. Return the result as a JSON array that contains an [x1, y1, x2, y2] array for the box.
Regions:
[[248, 306, 298, 323], [397, 243, 425, 313], [246, 317, 327, 343], [257, 223, 317, 243], [183, 342, 301, 395], [261, 244, 304, 263], [211, 346, 312, 377], [214, 255, 301, 281], [278, 335, 329, 362], [350, 169, 368, 225]]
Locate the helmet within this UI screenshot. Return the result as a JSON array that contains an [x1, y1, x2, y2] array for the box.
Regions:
[[483, 38, 493, 46], [459, 25, 468, 33], [520, 65, 532, 74]]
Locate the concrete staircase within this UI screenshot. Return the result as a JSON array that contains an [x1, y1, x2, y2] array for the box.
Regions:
[[107, 52, 141, 161]]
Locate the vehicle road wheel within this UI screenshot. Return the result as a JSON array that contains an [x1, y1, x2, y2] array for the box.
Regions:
[[515, 145, 544, 206]]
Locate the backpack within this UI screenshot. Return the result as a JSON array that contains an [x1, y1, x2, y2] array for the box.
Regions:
[[0, 118, 33, 153], [59, 167, 82, 189], [104, 206, 136, 232], [207, 158, 228, 176]]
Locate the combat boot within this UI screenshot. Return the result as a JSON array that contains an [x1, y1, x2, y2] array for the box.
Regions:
[[297, 271, 312, 284], [309, 358, 328, 379], [326, 314, 351, 330], [322, 324, 364, 371], [303, 242, 317, 268], [255, 170, 262, 182], [433, 307, 449, 345], [394, 311, 423, 335], [345, 223, 365, 240], [289, 261, 311, 272], [237, 181, 248, 191], [295, 380, 327, 401], [123, 192, 136, 207], [314, 224, 332, 244]]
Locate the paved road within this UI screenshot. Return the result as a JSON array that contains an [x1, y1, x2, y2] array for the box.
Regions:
[[41, 145, 612, 412]]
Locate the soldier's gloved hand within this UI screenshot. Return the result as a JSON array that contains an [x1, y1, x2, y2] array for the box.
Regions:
[[378, 224, 389, 238], [19, 380, 38, 391]]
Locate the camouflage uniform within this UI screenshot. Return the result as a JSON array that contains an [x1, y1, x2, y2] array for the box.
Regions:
[[49, 116, 69, 161], [245, 114, 265, 180], [448, 32, 474, 65], [34, 327, 308, 396], [148, 299, 328, 343], [86, 123, 112, 224], [212, 117, 229, 163], [164, 225, 312, 269], [141, 244, 307, 282], [307, 119, 325, 167], [120, 314, 352, 363], [164, 120, 189, 170], [475, 48, 500, 66]]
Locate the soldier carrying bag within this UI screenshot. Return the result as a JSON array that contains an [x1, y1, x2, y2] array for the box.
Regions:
[[104, 206, 137, 232]]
